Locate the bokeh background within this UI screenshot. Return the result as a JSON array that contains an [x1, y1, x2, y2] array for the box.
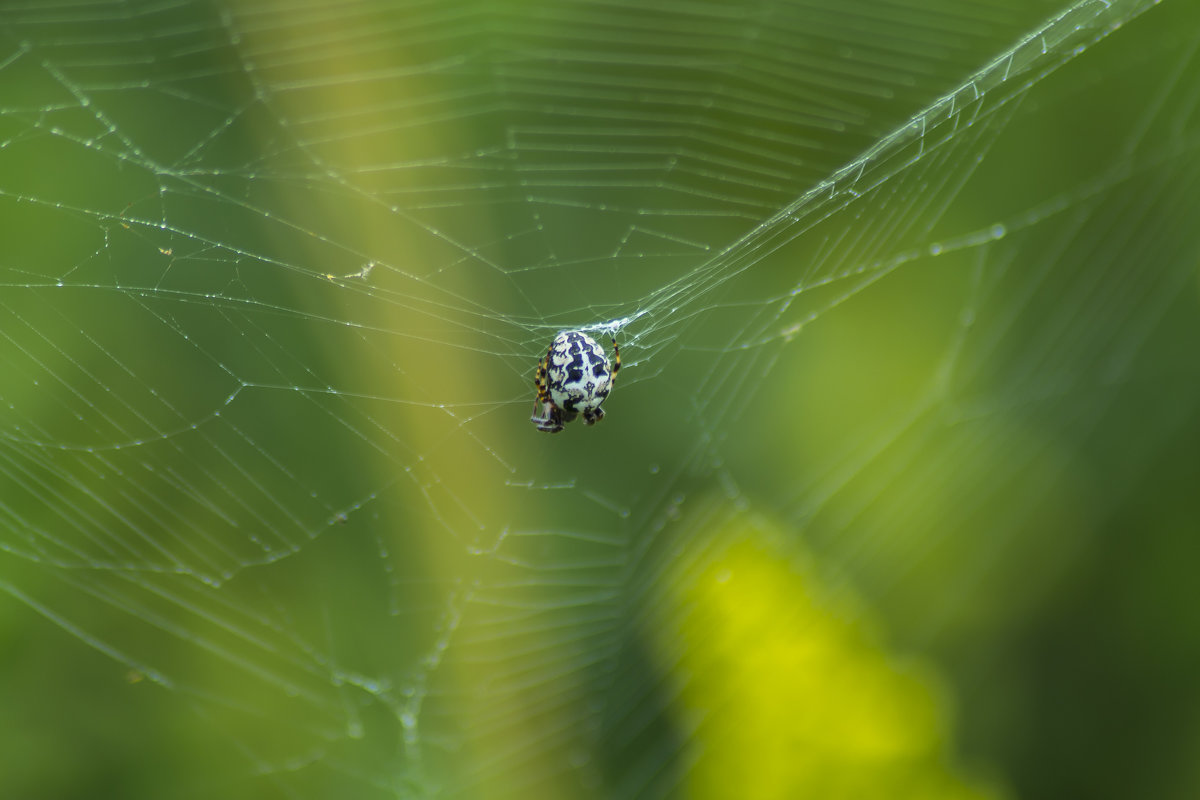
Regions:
[[1, 0, 1198, 798]]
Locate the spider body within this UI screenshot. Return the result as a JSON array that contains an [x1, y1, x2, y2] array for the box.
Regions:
[[531, 331, 620, 433]]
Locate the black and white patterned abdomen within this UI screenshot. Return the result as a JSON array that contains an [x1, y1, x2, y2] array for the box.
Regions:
[[545, 331, 613, 413]]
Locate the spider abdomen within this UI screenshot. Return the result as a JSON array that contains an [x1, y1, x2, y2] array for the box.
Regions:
[[531, 330, 621, 433], [547, 331, 612, 412]]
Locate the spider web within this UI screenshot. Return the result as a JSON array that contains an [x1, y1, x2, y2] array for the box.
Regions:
[[2, 0, 1198, 797]]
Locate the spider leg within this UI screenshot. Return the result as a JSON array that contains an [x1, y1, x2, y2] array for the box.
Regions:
[[609, 336, 620, 385], [531, 351, 564, 432], [534, 352, 552, 401]]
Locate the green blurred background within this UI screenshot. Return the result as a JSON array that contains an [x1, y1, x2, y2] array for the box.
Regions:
[[1, 0, 1198, 798]]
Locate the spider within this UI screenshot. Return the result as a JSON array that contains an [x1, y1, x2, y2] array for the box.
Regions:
[[531, 330, 621, 433]]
